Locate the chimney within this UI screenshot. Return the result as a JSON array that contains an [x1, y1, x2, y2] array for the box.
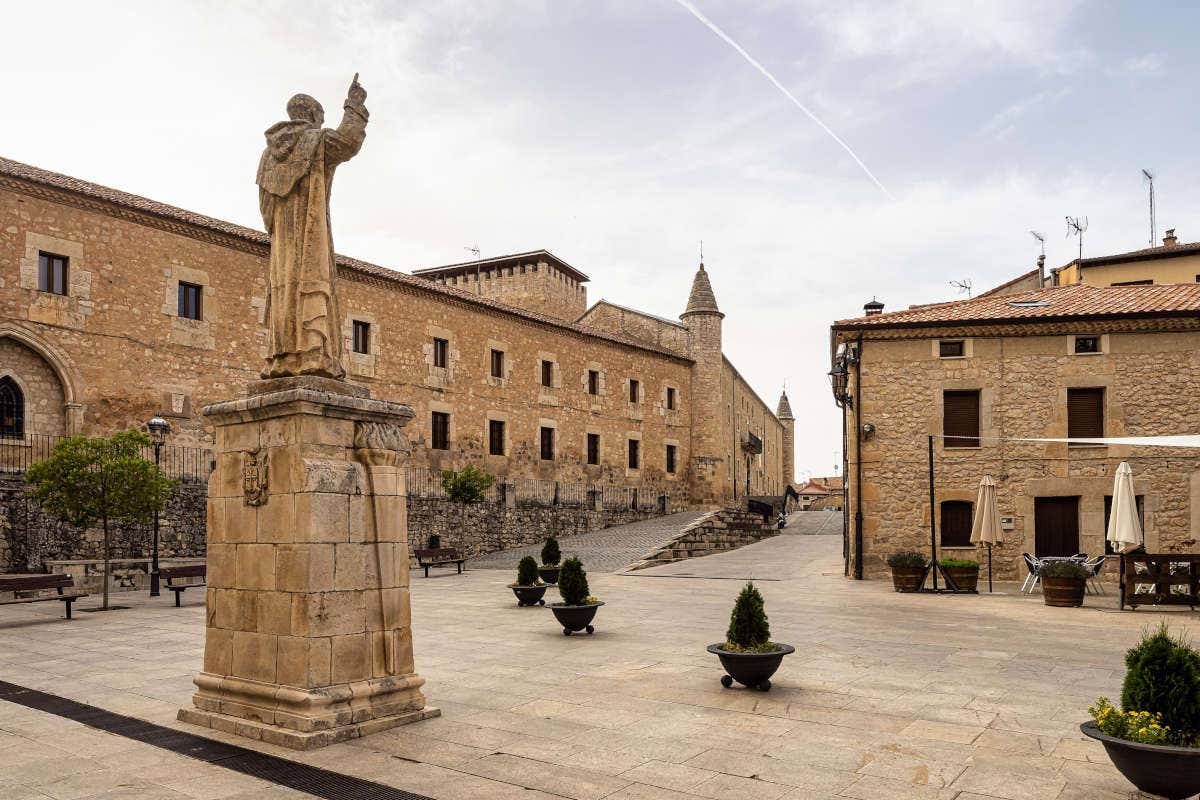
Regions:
[[1037, 254, 1046, 286], [863, 298, 884, 316], [1163, 228, 1178, 247]]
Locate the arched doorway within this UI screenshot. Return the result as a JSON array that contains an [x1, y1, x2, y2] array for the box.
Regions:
[[0, 329, 80, 437]]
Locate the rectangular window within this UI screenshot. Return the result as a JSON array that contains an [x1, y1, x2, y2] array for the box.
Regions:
[[432, 337, 449, 368], [38, 252, 68, 295], [352, 320, 370, 354], [943, 390, 980, 448], [587, 433, 600, 465], [588, 370, 599, 396], [490, 349, 504, 379], [1067, 387, 1104, 440], [177, 281, 203, 320], [540, 426, 555, 461], [628, 439, 640, 470], [1074, 335, 1100, 354], [629, 379, 640, 404], [431, 412, 450, 450], [488, 419, 505, 456], [541, 359, 553, 388], [938, 340, 964, 358], [666, 444, 677, 474], [666, 387, 677, 410], [1111, 279, 1152, 286], [940, 501, 973, 547]]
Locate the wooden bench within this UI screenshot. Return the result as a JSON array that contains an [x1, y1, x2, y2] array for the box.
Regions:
[[413, 548, 465, 578], [0, 574, 87, 619], [160, 564, 206, 607]]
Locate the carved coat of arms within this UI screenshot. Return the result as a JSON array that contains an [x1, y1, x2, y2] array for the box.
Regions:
[[243, 449, 269, 506]]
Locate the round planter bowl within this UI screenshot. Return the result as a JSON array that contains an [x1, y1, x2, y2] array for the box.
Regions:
[[891, 566, 926, 593], [1042, 576, 1085, 607], [943, 566, 979, 593], [1081, 721, 1200, 800], [550, 601, 603, 635], [510, 584, 547, 607], [538, 566, 560, 585], [707, 643, 795, 691]]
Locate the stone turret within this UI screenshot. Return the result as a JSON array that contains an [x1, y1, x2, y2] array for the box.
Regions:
[[681, 262, 727, 507], [777, 390, 794, 487]]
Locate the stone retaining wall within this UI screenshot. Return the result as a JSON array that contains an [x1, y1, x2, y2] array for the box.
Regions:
[[628, 507, 776, 569]]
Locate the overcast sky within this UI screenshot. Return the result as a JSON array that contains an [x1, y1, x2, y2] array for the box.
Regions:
[[6, 1, 1199, 480]]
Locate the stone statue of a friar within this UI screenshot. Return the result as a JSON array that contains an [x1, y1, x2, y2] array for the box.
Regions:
[[257, 74, 368, 380]]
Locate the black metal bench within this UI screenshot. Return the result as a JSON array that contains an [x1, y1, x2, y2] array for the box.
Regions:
[[413, 547, 465, 578], [160, 564, 206, 606], [0, 573, 87, 619]]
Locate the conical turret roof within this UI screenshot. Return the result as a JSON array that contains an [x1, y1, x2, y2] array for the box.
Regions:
[[777, 390, 794, 420], [682, 262, 722, 317]]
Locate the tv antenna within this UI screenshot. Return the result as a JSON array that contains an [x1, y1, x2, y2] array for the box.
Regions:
[[1066, 216, 1088, 262], [464, 245, 480, 260], [949, 278, 973, 297], [1029, 230, 1046, 257], [1142, 169, 1156, 246]]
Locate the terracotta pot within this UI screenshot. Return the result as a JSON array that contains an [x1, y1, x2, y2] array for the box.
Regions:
[[1042, 576, 1085, 607], [891, 566, 926, 592], [1081, 721, 1200, 800], [943, 566, 979, 593]]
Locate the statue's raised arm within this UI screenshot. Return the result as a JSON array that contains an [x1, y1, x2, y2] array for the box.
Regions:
[[327, 73, 369, 165]]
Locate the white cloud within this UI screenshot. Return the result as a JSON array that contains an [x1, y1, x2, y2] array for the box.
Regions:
[[1107, 52, 1168, 77], [978, 87, 1072, 141]]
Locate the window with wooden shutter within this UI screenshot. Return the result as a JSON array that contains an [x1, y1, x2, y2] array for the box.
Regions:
[[940, 501, 973, 547], [1067, 387, 1104, 440], [431, 412, 449, 450], [587, 433, 600, 465], [540, 426, 555, 460], [488, 420, 505, 456], [943, 390, 980, 447]]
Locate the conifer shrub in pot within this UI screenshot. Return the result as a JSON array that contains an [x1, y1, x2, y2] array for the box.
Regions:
[[1039, 561, 1088, 607], [549, 557, 603, 635], [509, 556, 547, 607], [707, 582, 794, 692], [887, 551, 928, 593], [1082, 625, 1200, 799], [538, 536, 562, 584], [939, 557, 980, 592]]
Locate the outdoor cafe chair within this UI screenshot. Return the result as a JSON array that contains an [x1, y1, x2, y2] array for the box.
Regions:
[[1021, 553, 1042, 594], [1082, 556, 1107, 595]]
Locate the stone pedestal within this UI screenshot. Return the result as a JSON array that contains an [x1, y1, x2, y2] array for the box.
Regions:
[[178, 377, 439, 749]]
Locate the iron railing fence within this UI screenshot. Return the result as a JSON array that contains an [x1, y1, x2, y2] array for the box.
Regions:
[[0, 433, 213, 482], [406, 467, 673, 512]]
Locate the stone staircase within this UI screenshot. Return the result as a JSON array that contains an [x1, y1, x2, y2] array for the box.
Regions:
[[626, 508, 778, 570]]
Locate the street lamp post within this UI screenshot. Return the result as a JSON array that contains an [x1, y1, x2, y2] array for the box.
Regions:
[[147, 416, 171, 598]]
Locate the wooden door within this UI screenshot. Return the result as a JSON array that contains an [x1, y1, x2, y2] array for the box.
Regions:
[[1035, 497, 1080, 557]]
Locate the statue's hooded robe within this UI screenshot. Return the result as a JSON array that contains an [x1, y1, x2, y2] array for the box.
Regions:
[[256, 99, 367, 379]]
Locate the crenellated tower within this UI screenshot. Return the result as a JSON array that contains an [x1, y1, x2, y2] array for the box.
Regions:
[[777, 389, 795, 487], [681, 262, 727, 506]]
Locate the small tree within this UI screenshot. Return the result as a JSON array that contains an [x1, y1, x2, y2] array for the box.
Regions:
[[1122, 624, 1200, 745], [541, 536, 561, 566], [557, 557, 590, 605], [516, 556, 541, 587], [26, 431, 176, 610], [726, 582, 771, 651], [441, 465, 495, 503]]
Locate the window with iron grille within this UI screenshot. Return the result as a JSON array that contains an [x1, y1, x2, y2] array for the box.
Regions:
[[940, 500, 973, 547], [177, 282, 203, 320], [540, 427, 555, 461], [0, 377, 23, 439], [629, 379, 640, 404], [431, 412, 450, 450], [666, 386, 677, 410], [666, 444, 677, 474], [587, 433, 600, 465], [628, 439, 640, 470], [488, 420, 505, 456], [588, 370, 599, 395], [1074, 335, 1099, 354], [490, 349, 504, 379], [541, 360, 553, 388], [943, 390, 980, 448], [938, 340, 964, 358], [432, 338, 449, 368], [1067, 387, 1104, 440], [352, 320, 370, 354], [38, 252, 68, 295]]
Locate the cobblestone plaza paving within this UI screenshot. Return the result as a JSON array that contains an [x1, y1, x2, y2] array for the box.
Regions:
[[0, 522, 1192, 800]]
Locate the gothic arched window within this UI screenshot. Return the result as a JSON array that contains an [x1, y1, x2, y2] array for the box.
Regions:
[[0, 377, 23, 438]]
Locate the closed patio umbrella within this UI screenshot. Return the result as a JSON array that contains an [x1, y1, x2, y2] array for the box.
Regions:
[[970, 475, 1003, 592], [1107, 461, 1143, 553]]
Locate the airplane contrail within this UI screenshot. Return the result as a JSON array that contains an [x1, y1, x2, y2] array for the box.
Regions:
[[673, 0, 895, 201]]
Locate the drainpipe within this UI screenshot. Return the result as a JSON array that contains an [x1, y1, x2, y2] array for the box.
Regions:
[[853, 334, 864, 580]]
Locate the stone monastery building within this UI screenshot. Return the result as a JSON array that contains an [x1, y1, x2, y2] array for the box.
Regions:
[[0, 156, 790, 507]]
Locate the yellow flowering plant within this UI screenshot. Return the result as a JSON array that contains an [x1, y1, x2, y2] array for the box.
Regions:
[[1089, 697, 1172, 746]]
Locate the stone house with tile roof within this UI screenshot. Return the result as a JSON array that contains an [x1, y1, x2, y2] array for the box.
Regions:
[[0, 156, 788, 509], [830, 283, 1200, 581]]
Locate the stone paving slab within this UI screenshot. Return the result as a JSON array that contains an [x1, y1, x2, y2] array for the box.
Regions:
[[1, 532, 1195, 799]]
